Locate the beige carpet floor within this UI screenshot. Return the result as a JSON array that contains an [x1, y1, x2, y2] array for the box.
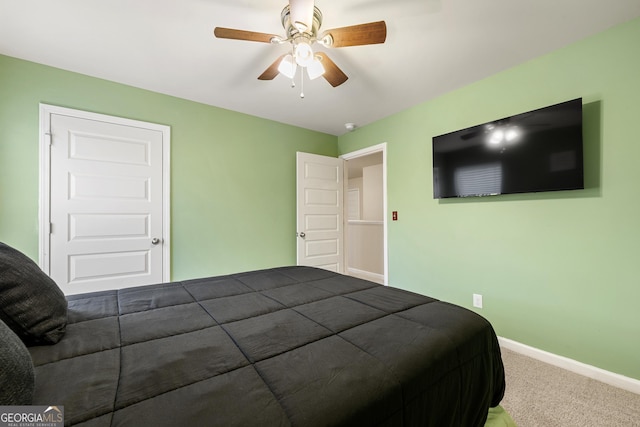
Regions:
[[500, 348, 640, 426]]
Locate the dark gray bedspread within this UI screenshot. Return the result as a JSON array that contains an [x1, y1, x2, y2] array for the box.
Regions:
[[28, 266, 505, 426]]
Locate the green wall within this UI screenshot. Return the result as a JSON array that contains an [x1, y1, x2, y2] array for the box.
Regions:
[[338, 18, 640, 380], [0, 54, 337, 279], [2, 18, 639, 382]]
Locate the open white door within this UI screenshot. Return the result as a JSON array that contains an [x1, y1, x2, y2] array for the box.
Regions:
[[296, 152, 344, 272], [40, 105, 170, 294]]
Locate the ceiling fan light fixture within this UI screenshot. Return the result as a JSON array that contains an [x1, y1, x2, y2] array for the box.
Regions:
[[306, 56, 325, 80], [293, 39, 314, 67], [278, 54, 297, 79], [214, 4, 386, 93]]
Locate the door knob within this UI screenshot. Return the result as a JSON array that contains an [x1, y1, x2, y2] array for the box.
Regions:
[[151, 238, 161, 245], [298, 232, 306, 238]]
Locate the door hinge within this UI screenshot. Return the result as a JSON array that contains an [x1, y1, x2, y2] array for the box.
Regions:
[[44, 132, 52, 145], [49, 222, 53, 234]]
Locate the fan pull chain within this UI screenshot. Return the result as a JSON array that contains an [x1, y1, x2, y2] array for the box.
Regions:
[[300, 69, 304, 99]]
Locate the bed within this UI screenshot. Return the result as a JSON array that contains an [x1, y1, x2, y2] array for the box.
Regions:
[[1, 242, 509, 426]]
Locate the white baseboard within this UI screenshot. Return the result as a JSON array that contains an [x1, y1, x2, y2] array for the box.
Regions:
[[498, 337, 640, 395], [347, 268, 384, 285]]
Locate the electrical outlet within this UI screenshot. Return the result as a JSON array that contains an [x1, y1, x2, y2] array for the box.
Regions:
[[473, 294, 483, 309]]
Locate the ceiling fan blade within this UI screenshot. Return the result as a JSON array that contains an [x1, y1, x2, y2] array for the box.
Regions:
[[258, 55, 286, 80], [322, 21, 387, 48], [316, 52, 348, 87], [288, 0, 315, 32], [213, 27, 278, 43]]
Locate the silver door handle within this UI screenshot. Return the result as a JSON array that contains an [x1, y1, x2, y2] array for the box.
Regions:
[[298, 232, 306, 238], [151, 238, 161, 245]]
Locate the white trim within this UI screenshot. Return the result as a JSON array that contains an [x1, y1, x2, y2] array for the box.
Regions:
[[341, 143, 388, 286], [38, 103, 171, 282], [347, 220, 384, 225], [38, 109, 52, 273], [498, 337, 640, 395], [347, 267, 384, 285]]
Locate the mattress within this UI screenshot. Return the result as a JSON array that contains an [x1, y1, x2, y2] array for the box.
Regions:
[[28, 266, 505, 426]]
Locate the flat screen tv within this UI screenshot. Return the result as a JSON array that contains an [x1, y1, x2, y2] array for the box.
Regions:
[[432, 98, 584, 199]]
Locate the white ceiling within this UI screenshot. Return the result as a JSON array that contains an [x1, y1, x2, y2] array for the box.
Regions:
[[1, 0, 639, 136]]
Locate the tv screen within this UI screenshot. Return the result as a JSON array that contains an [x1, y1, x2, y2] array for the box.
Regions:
[[432, 98, 584, 199]]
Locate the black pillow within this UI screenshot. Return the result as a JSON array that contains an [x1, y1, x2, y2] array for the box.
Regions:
[[0, 318, 35, 404], [0, 242, 67, 344]]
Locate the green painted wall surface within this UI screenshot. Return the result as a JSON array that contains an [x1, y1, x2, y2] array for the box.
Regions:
[[338, 18, 640, 380], [2, 18, 639, 382], [0, 55, 337, 279]]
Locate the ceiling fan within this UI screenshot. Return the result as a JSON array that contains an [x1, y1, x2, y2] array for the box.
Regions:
[[213, 0, 387, 91]]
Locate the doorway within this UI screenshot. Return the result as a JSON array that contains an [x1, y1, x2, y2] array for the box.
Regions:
[[341, 143, 387, 285]]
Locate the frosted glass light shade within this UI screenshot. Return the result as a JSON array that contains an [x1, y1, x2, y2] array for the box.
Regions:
[[306, 57, 325, 80], [294, 41, 314, 67], [278, 54, 297, 79]]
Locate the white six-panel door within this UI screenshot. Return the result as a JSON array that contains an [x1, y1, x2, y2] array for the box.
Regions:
[[40, 105, 170, 294], [296, 152, 344, 272]]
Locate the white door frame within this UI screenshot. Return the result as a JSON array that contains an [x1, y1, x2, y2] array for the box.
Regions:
[[38, 104, 171, 282], [340, 142, 388, 286]]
